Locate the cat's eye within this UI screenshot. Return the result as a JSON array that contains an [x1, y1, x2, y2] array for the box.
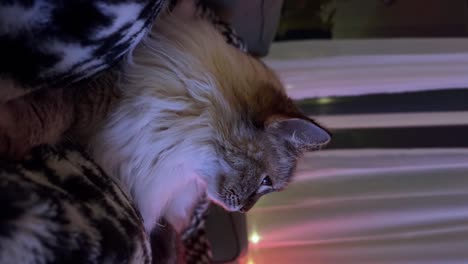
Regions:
[[261, 176, 272, 186]]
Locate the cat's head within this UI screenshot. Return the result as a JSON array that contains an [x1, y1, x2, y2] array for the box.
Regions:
[[203, 71, 331, 212], [206, 115, 330, 212], [156, 1, 331, 212]]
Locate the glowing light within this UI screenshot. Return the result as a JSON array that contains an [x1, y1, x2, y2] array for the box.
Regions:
[[317, 97, 333, 104], [247, 260, 255, 264], [250, 232, 261, 244], [285, 84, 294, 89]]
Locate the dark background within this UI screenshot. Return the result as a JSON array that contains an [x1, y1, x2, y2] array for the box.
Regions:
[[276, 0, 468, 41]]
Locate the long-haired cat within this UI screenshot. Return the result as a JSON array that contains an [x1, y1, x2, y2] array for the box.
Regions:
[[0, 0, 331, 235]]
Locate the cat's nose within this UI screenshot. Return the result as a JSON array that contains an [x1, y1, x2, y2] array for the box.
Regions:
[[239, 193, 261, 213], [239, 204, 253, 213]]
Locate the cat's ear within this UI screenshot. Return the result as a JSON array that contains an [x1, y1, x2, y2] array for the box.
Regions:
[[266, 118, 331, 151]]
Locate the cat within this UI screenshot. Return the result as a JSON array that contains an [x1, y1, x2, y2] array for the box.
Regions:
[[0, 0, 331, 237]]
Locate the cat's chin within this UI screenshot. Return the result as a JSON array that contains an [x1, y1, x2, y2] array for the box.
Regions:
[[216, 203, 243, 213], [205, 190, 243, 212], [224, 204, 243, 212]]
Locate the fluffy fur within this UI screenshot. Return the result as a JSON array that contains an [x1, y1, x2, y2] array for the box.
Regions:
[[0, 0, 331, 235], [90, 1, 330, 232]]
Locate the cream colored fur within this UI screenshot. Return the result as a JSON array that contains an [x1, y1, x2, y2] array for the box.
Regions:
[[0, 0, 330, 236], [89, 4, 258, 232]]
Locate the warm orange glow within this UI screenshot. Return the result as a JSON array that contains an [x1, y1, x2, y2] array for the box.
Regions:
[[250, 232, 261, 244]]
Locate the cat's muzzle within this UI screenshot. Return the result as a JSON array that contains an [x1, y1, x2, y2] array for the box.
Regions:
[[238, 205, 252, 213], [238, 193, 262, 213]]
